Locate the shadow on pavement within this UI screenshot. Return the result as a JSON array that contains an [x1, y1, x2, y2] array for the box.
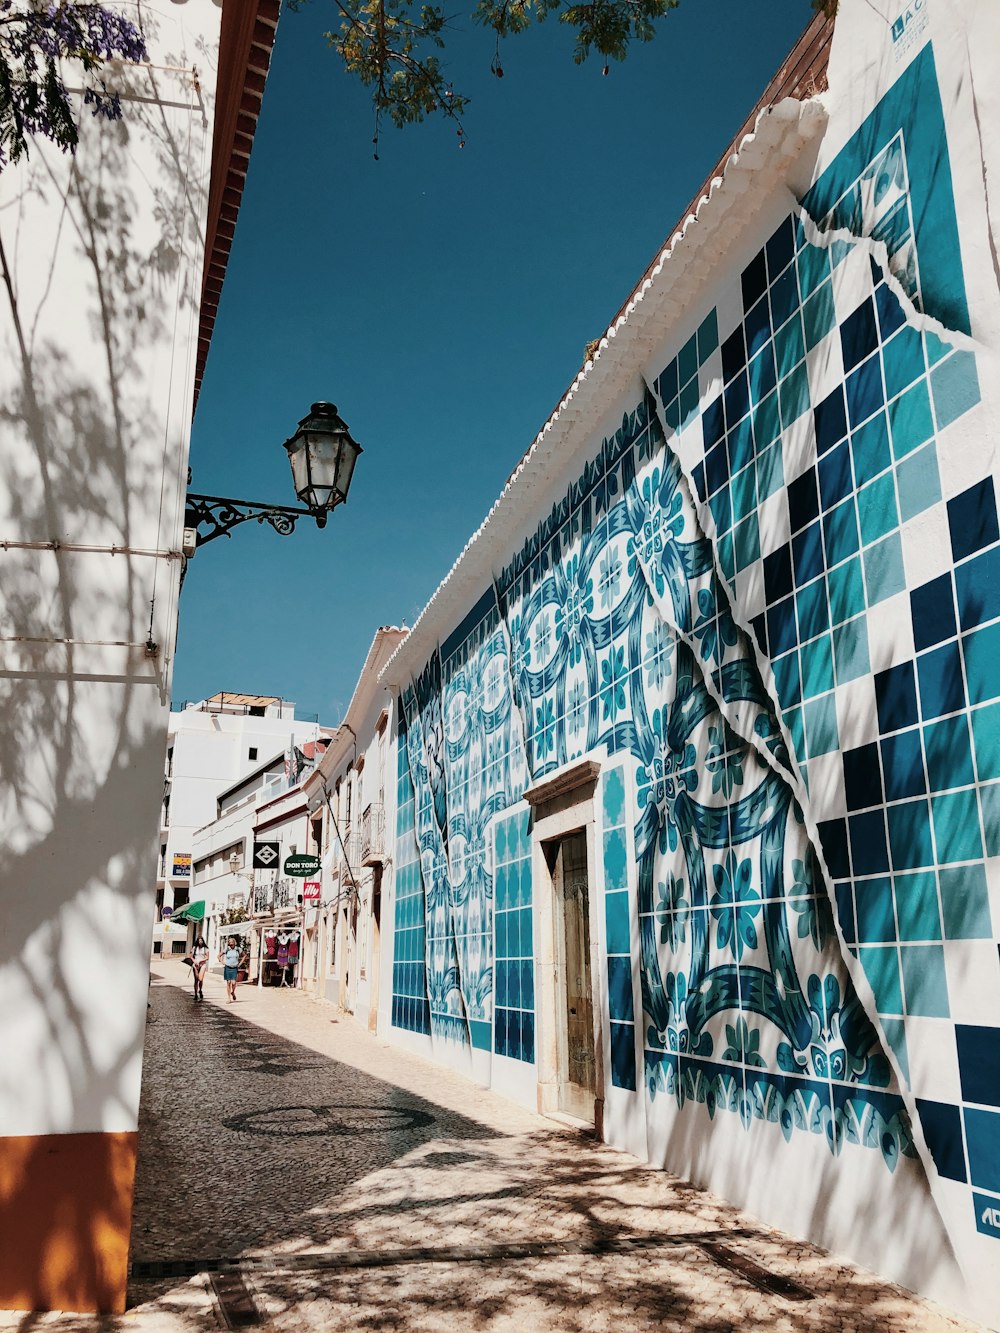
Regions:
[[7, 974, 970, 1330], [129, 976, 503, 1281]]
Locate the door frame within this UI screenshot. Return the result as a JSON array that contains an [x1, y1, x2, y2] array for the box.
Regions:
[[547, 831, 598, 1120], [526, 758, 605, 1134]]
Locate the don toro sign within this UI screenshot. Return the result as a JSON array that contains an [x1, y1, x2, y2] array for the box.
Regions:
[[284, 853, 321, 878]]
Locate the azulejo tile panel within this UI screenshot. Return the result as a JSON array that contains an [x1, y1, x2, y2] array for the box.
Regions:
[[654, 42, 998, 1238], [395, 387, 914, 1173], [392, 720, 431, 1036], [393, 592, 531, 1051], [602, 763, 637, 1091], [493, 807, 535, 1063], [390, 34, 999, 1272]]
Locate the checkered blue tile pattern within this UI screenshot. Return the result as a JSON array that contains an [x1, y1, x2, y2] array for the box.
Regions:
[[602, 763, 637, 1091], [493, 808, 535, 1063], [665, 45, 999, 1223], [391, 719, 431, 1035]]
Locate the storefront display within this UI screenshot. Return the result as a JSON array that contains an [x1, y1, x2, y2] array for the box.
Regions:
[[261, 926, 301, 987]]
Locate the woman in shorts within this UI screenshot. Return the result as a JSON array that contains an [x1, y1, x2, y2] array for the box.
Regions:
[[220, 936, 240, 1002], [191, 935, 210, 1001]]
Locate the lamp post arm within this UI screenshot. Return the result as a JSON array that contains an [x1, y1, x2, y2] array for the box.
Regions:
[[185, 493, 325, 547]]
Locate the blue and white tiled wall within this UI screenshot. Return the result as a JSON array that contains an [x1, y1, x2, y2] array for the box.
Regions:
[[658, 44, 999, 1242], [602, 763, 637, 1091], [392, 719, 431, 1035], [493, 807, 535, 1062], [389, 32, 999, 1280], [393, 590, 532, 1057]]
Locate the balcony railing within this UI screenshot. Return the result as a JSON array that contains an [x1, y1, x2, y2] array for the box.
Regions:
[[251, 878, 302, 917], [359, 803, 385, 866]]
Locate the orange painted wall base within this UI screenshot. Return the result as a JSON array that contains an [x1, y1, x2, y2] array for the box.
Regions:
[[0, 1130, 137, 1314]]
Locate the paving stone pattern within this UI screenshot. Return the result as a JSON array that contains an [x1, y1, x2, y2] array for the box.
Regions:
[[1, 961, 982, 1332]]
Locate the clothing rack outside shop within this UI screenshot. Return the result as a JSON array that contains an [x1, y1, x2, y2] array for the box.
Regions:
[[256, 921, 303, 988]]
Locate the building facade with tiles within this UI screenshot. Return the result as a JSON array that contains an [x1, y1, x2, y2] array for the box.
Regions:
[[376, 2, 1000, 1324]]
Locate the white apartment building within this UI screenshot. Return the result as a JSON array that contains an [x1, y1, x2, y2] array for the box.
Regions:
[[188, 744, 328, 981], [153, 692, 328, 954]]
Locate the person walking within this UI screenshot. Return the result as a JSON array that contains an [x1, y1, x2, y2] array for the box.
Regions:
[[220, 935, 240, 1002], [191, 935, 210, 1001]]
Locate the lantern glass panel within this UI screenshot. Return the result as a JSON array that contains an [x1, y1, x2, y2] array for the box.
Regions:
[[287, 437, 311, 502], [335, 436, 360, 500], [304, 434, 341, 510]]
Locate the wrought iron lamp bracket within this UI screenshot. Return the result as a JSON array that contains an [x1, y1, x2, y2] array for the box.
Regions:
[[185, 493, 327, 547]]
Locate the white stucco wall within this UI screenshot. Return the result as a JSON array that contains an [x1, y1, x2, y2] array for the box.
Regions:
[[0, 0, 223, 1141]]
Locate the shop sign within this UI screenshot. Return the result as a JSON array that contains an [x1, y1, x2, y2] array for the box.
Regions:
[[253, 841, 281, 869], [161, 905, 173, 918], [172, 853, 191, 877], [285, 854, 321, 878], [302, 881, 321, 900]]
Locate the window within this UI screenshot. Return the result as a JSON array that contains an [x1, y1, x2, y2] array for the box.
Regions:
[[249, 747, 258, 761], [194, 841, 243, 884]]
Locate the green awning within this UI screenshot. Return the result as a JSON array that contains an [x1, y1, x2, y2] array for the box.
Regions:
[[169, 899, 207, 925]]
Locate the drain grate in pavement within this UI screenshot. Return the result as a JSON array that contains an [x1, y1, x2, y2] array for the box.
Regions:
[[209, 1271, 263, 1329], [694, 1239, 814, 1302], [132, 1228, 813, 1302]]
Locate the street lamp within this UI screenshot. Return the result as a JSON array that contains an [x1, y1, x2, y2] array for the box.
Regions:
[[229, 851, 255, 910], [184, 402, 363, 551]]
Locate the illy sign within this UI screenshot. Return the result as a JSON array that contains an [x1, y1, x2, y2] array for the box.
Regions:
[[302, 881, 321, 901]]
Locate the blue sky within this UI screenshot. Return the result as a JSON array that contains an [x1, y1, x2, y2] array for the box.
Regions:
[[175, 0, 814, 722]]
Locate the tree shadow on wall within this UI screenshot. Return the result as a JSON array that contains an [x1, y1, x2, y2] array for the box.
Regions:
[[0, 14, 214, 1313]]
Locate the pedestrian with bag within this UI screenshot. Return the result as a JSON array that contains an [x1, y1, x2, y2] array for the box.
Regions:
[[220, 935, 240, 1002], [191, 935, 210, 1001]]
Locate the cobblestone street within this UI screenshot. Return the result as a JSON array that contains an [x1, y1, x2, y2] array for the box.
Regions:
[[2, 960, 983, 1332]]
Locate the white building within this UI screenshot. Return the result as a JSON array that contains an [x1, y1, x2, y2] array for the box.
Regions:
[[301, 627, 407, 1027], [153, 691, 327, 954], [0, 2, 280, 1314], [186, 736, 330, 981]]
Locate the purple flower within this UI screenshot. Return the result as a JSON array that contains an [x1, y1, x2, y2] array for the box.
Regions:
[[1, 4, 147, 170]]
